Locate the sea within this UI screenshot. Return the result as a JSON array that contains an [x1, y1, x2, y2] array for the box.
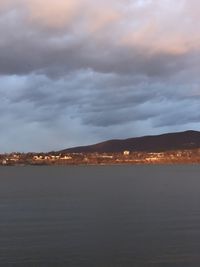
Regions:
[[0, 165, 200, 267]]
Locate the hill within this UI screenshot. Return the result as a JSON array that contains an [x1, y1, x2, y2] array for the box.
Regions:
[[59, 130, 200, 153]]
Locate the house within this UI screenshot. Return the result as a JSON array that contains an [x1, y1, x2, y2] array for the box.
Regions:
[[33, 155, 44, 160], [61, 155, 72, 160], [2, 159, 7, 165]]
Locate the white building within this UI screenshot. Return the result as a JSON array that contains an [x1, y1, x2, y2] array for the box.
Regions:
[[123, 150, 130, 156], [2, 159, 7, 165]]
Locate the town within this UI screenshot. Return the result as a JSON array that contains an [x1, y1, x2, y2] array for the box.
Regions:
[[1, 149, 200, 165]]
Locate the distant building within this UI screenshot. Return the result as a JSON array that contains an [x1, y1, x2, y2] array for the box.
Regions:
[[61, 156, 72, 160], [123, 150, 130, 156], [100, 155, 113, 159], [33, 155, 43, 160]]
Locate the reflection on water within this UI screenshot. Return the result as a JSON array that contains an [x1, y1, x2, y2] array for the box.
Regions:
[[0, 165, 200, 266]]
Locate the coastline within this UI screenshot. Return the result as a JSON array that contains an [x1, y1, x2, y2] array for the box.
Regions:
[[1, 148, 200, 166]]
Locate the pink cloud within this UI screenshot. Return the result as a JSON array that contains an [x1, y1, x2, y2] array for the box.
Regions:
[[1, 0, 200, 55]]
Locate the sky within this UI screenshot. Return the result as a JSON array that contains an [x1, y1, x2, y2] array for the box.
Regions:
[[1, 0, 200, 152]]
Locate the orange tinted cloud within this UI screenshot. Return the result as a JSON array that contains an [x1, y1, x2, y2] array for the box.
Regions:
[[1, 0, 200, 55], [26, 0, 81, 28]]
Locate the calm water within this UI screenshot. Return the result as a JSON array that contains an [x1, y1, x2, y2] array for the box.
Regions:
[[0, 165, 200, 267]]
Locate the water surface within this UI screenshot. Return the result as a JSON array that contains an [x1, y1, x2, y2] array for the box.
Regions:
[[0, 165, 200, 266]]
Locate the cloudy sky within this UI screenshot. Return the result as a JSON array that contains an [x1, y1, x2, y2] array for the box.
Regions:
[[1, 0, 200, 152]]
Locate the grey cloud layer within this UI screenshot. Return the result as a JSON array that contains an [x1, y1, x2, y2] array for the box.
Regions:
[[0, 0, 200, 151], [0, 0, 198, 77]]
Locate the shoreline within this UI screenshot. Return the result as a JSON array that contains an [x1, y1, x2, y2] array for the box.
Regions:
[[1, 148, 200, 166]]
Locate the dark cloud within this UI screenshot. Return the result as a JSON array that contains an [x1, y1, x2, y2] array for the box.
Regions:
[[1, 69, 200, 152]]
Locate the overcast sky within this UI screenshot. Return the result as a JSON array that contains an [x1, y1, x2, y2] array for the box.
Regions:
[[1, 0, 200, 152]]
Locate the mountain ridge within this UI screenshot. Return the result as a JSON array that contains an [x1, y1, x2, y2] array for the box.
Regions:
[[59, 130, 200, 153]]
